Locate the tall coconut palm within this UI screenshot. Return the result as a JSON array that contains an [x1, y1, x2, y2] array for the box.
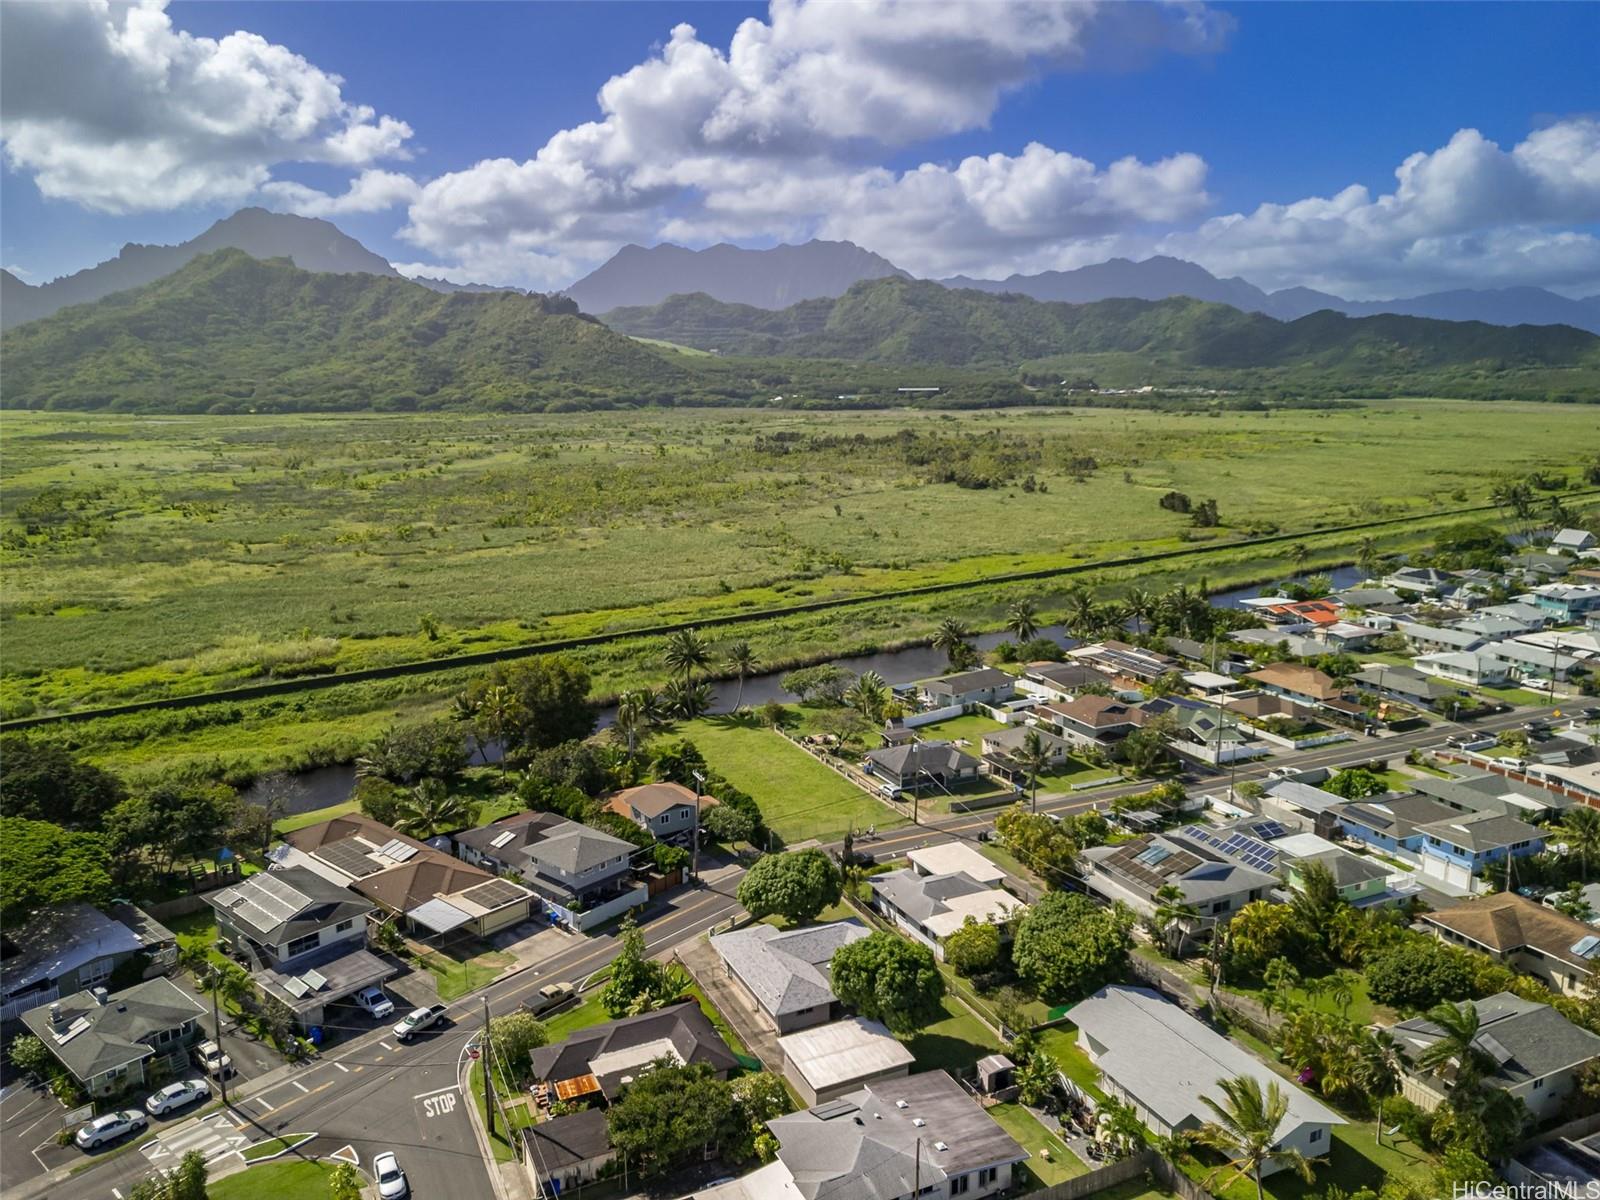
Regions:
[[1356, 536, 1382, 581], [1561, 805, 1600, 881], [932, 617, 973, 668], [1015, 729, 1053, 814], [725, 641, 758, 712], [612, 688, 661, 757], [1357, 1029, 1410, 1145], [1063, 588, 1099, 638], [1153, 883, 1201, 957], [663, 677, 713, 721], [844, 670, 891, 723], [1195, 1076, 1317, 1200], [393, 779, 474, 839], [1417, 1000, 1492, 1095], [662, 627, 710, 687], [1094, 601, 1129, 641], [1122, 586, 1154, 633], [475, 683, 519, 776], [1290, 543, 1310, 574], [1005, 598, 1040, 643]]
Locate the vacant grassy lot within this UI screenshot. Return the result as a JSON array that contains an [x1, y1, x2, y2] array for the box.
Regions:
[[5, 402, 1595, 720], [898, 993, 1002, 1076], [208, 1161, 336, 1200], [676, 716, 905, 843]]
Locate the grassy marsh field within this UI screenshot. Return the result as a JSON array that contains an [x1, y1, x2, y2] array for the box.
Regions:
[[3, 401, 1595, 778]]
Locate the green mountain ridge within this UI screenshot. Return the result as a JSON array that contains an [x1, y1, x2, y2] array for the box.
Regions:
[[603, 277, 1600, 373], [1, 249, 694, 412]]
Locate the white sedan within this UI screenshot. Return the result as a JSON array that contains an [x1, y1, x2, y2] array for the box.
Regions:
[[373, 1151, 409, 1198], [145, 1078, 210, 1115], [75, 1110, 147, 1149]]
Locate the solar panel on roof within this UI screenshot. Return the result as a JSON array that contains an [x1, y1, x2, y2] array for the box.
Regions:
[[283, 976, 311, 998], [461, 879, 527, 909], [301, 969, 329, 991], [380, 838, 420, 862], [315, 840, 383, 877], [811, 1099, 860, 1121], [488, 830, 517, 849], [1573, 936, 1600, 959]]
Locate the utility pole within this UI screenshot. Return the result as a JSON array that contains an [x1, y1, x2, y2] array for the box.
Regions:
[[1550, 638, 1564, 706], [690, 770, 705, 883], [913, 1136, 921, 1197], [208, 970, 228, 1106], [482, 996, 495, 1139]]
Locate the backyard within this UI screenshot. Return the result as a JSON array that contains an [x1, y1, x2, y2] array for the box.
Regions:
[[676, 716, 905, 843]]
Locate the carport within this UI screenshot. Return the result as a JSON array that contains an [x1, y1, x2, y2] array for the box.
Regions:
[[255, 944, 396, 1029]]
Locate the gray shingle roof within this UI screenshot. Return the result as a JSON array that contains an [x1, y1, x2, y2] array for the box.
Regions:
[[1393, 993, 1600, 1086], [1414, 811, 1543, 852], [711, 921, 868, 1017], [767, 1070, 1027, 1200], [456, 811, 635, 876], [863, 741, 979, 777], [1301, 849, 1389, 888], [522, 1108, 611, 1172], [20, 977, 204, 1082], [528, 1001, 737, 1096], [923, 668, 1014, 696], [207, 866, 373, 944]]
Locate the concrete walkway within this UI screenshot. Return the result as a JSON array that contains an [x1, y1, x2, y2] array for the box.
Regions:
[[676, 934, 783, 1073]]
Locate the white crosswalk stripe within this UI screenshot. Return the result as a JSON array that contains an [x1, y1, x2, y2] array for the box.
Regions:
[[140, 1113, 250, 1169]]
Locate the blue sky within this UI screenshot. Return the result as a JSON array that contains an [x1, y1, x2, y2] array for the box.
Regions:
[[3, 1, 1598, 297]]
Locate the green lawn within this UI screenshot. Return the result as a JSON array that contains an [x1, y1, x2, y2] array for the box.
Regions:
[[274, 799, 359, 834], [416, 946, 515, 1002], [899, 994, 1001, 1076], [1182, 1120, 1430, 1200], [239, 1134, 313, 1163], [167, 909, 230, 972], [685, 982, 752, 1062], [988, 1102, 1088, 1186], [677, 716, 906, 843], [913, 713, 1006, 745], [1035, 758, 1121, 792], [541, 991, 612, 1042], [209, 1161, 338, 1200], [1037, 1025, 1108, 1102], [1227, 973, 1393, 1027]]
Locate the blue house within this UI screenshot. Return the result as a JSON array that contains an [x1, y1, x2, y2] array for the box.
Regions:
[[1414, 812, 1545, 891], [1529, 584, 1600, 623], [1329, 793, 1467, 857]]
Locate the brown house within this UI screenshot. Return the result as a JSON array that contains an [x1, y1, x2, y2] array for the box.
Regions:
[[1421, 893, 1597, 997], [1245, 663, 1343, 705]]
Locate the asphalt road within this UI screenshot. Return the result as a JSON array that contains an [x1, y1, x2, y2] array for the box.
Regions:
[[31, 699, 1562, 1200]]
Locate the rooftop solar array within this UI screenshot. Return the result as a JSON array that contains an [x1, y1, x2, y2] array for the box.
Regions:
[[460, 879, 528, 910], [1102, 840, 1202, 890], [811, 1099, 860, 1121], [315, 839, 383, 878], [1247, 820, 1289, 841], [1181, 825, 1280, 873], [488, 830, 517, 849], [379, 838, 419, 863], [219, 872, 312, 936]]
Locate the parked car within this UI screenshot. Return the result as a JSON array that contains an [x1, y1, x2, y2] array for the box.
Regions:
[[393, 1004, 448, 1041], [145, 1079, 209, 1116], [354, 986, 395, 1020], [373, 1151, 409, 1199], [522, 982, 573, 1017], [76, 1110, 147, 1149], [193, 1039, 234, 1079]]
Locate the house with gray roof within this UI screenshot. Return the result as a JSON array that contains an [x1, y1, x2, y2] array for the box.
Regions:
[[1414, 650, 1512, 687], [529, 1001, 737, 1102], [707, 1069, 1028, 1200], [919, 668, 1016, 708], [1455, 614, 1541, 641], [1396, 622, 1486, 654], [1070, 985, 1342, 1167], [21, 977, 205, 1098], [455, 810, 643, 921], [868, 870, 1025, 960], [1481, 602, 1553, 628], [522, 1108, 614, 1197], [1392, 993, 1600, 1120], [1351, 664, 1467, 713], [1552, 529, 1598, 554], [1, 903, 169, 1023], [862, 741, 981, 793], [1258, 777, 1347, 831], [711, 920, 868, 1033], [1078, 833, 1275, 943], [1330, 586, 1405, 610], [1415, 810, 1544, 890]]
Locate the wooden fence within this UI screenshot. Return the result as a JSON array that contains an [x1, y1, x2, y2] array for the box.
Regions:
[[1030, 1149, 1212, 1200]]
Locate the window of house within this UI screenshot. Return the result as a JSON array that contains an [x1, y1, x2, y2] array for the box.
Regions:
[[286, 932, 321, 957], [1212, 900, 1230, 915], [979, 1167, 998, 1185], [1533, 1078, 1545, 1090], [950, 1175, 970, 1196], [1309, 1128, 1323, 1143], [334, 920, 355, 934]]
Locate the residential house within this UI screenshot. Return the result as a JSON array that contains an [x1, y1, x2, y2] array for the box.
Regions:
[[1480, 602, 1554, 629], [1484, 638, 1591, 682], [207, 867, 392, 1028], [711, 921, 869, 1034], [529, 1001, 738, 1104], [1018, 661, 1105, 700], [1229, 628, 1327, 658], [861, 741, 981, 793], [605, 782, 716, 841], [1351, 664, 1468, 713], [906, 842, 1007, 887], [777, 1017, 915, 1105], [1396, 622, 1486, 655], [1, 903, 175, 1024], [279, 814, 533, 938], [1530, 584, 1600, 623], [1078, 832, 1275, 935], [868, 870, 1025, 960], [1455, 614, 1541, 641], [1069, 640, 1181, 686], [1525, 761, 1600, 805], [1329, 792, 1475, 860], [1286, 848, 1392, 907], [1330, 587, 1406, 610], [978, 724, 1073, 784], [1551, 529, 1598, 554], [701, 1069, 1029, 1200], [1421, 893, 1598, 996], [1033, 694, 1149, 751], [1505, 1130, 1600, 1198], [919, 668, 1016, 709], [1182, 670, 1236, 695], [1257, 777, 1348, 833], [1314, 621, 1384, 651], [1070, 985, 1343, 1165], [1392, 992, 1600, 1120], [1506, 552, 1574, 581], [1243, 663, 1343, 707], [455, 811, 642, 922], [523, 1108, 615, 1198], [1383, 567, 1454, 595], [1408, 773, 1560, 822], [1414, 650, 1513, 687], [20, 978, 205, 1098]]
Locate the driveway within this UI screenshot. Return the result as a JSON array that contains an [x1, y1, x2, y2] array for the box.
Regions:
[[172, 974, 284, 1083], [676, 933, 782, 1073]]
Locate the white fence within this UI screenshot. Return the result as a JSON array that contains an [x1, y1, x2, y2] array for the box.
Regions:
[[903, 704, 964, 728], [546, 884, 649, 932]]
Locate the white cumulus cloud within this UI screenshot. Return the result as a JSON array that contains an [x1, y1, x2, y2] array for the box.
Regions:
[[0, 0, 413, 213], [262, 170, 422, 218]]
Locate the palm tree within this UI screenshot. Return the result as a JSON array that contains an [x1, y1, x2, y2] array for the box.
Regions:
[[1561, 805, 1600, 881], [844, 670, 891, 723], [476, 683, 519, 776], [1063, 588, 1099, 638], [663, 677, 713, 720], [1326, 970, 1359, 1019], [662, 627, 710, 687], [1096, 1095, 1147, 1159], [932, 617, 973, 668], [1416, 1000, 1492, 1095], [1005, 598, 1040, 643], [1195, 1076, 1317, 1200], [1094, 601, 1129, 640], [1290, 543, 1310, 574], [1356, 1029, 1410, 1145], [1122, 586, 1154, 633], [393, 779, 473, 839], [1153, 883, 1200, 957], [1015, 729, 1052, 814], [612, 688, 661, 757], [1356, 536, 1382, 581], [725, 641, 758, 712]]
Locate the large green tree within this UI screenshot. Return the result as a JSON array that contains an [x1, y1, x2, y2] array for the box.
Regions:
[[0, 736, 126, 829], [462, 655, 595, 760], [104, 783, 239, 876], [355, 717, 469, 786], [1195, 1076, 1317, 1200], [736, 850, 842, 927], [488, 1012, 548, 1087], [1365, 939, 1477, 1012], [943, 917, 1003, 977], [1011, 892, 1133, 1001], [0, 820, 114, 923], [828, 931, 946, 1033], [606, 1060, 740, 1179]]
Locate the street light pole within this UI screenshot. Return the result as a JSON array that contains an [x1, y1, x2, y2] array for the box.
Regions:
[[690, 770, 705, 883]]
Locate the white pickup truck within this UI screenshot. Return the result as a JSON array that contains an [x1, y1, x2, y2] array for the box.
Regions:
[[393, 1004, 448, 1041]]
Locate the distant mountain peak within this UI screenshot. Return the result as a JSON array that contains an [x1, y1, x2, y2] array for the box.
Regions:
[[563, 238, 909, 313]]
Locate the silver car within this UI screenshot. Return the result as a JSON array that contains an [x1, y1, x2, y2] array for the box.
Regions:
[[146, 1078, 209, 1115], [374, 1151, 409, 1198], [76, 1110, 147, 1149]]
